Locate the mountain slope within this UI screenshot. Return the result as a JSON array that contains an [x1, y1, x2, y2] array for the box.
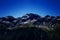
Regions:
[[0, 27, 60, 40]]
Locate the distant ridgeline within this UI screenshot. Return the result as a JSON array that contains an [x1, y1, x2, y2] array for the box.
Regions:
[[0, 13, 60, 30], [0, 13, 60, 40]]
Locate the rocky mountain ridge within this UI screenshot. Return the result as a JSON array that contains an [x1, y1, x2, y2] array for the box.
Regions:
[[0, 13, 60, 40], [0, 13, 60, 30]]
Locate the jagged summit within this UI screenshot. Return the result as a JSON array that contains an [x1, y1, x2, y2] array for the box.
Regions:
[[22, 13, 40, 20]]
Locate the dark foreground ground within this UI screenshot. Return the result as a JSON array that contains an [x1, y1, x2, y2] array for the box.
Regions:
[[0, 27, 60, 40]]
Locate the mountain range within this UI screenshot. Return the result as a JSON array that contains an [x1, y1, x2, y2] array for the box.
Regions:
[[0, 13, 60, 30], [0, 13, 60, 40]]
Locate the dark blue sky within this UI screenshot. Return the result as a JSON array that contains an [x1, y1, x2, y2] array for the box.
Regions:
[[0, 0, 60, 17]]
